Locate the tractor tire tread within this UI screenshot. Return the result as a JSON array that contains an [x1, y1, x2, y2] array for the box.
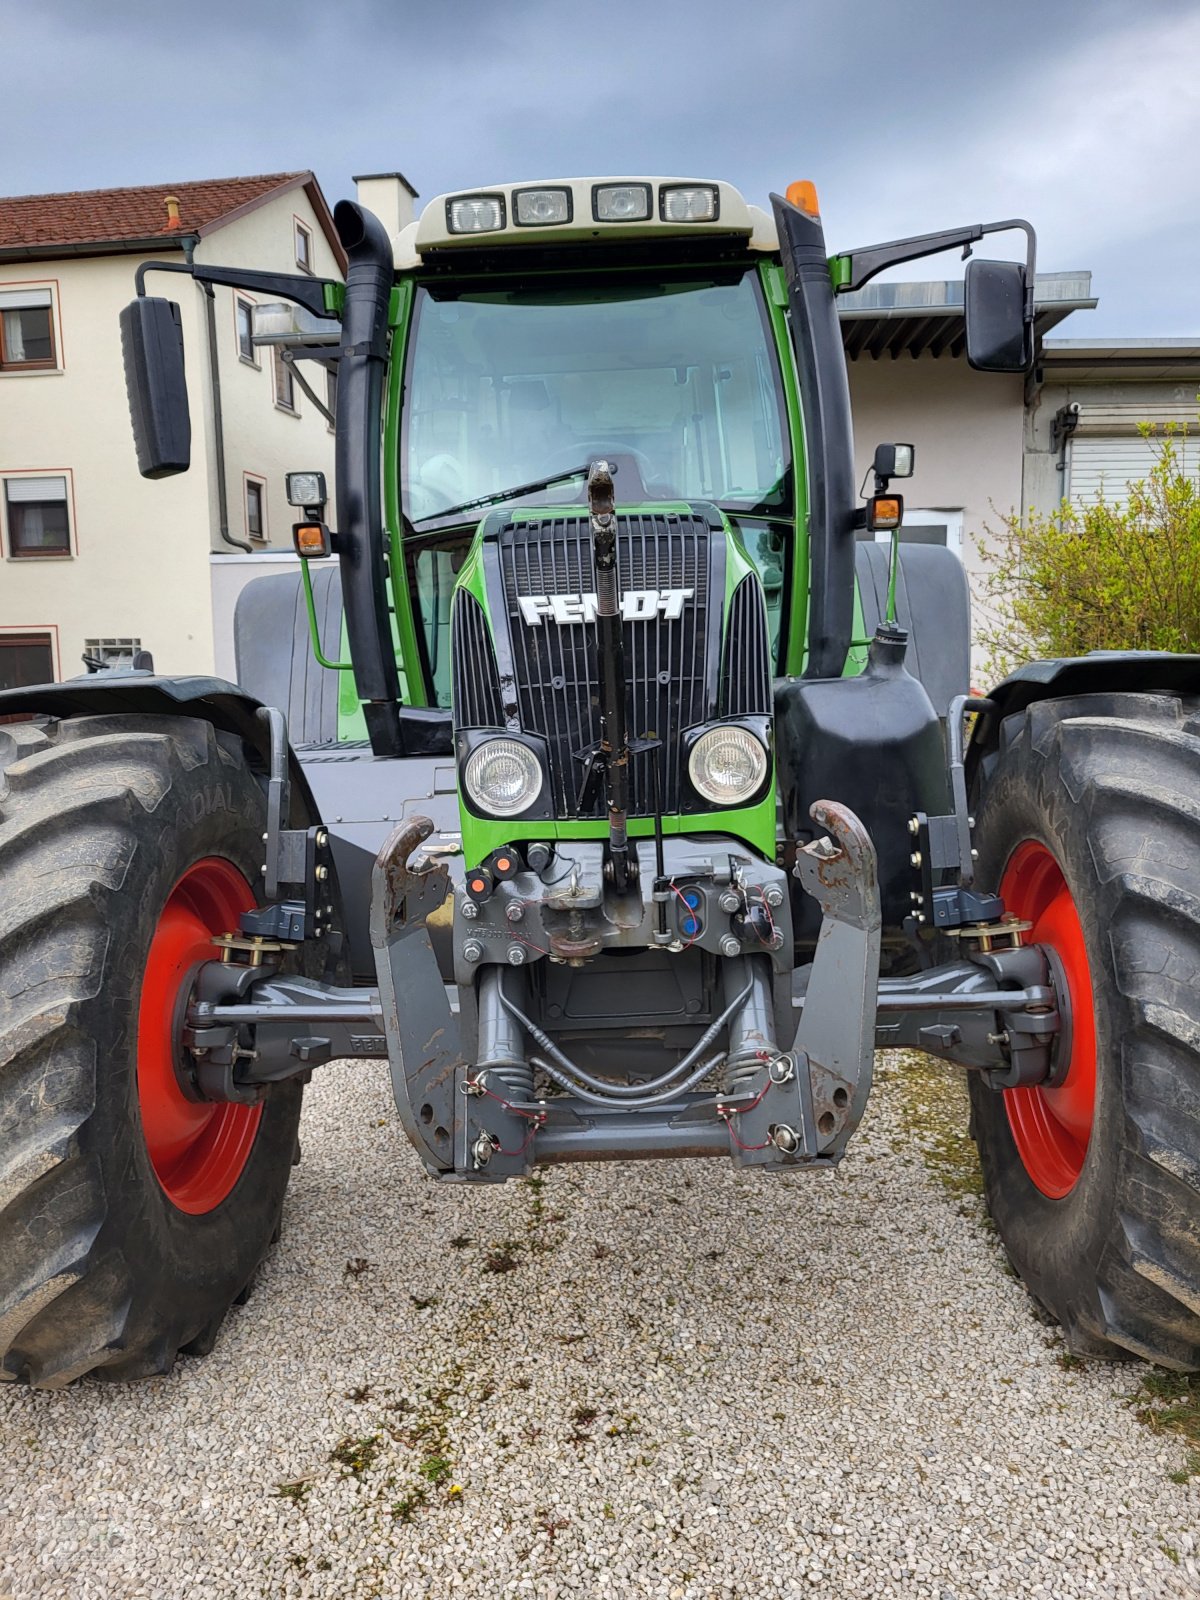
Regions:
[[970, 690, 1200, 1371], [0, 713, 298, 1387]]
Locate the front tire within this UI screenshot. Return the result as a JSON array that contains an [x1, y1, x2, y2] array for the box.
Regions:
[[0, 714, 302, 1386], [969, 691, 1200, 1369]]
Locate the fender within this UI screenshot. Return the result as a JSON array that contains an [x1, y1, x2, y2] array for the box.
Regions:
[[967, 650, 1200, 784], [0, 673, 324, 827]]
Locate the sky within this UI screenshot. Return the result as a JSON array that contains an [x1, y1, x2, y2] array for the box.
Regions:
[[4, 0, 1199, 337]]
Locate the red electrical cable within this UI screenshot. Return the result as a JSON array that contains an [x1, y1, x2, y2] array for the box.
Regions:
[[669, 882, 701, 948], [467, 1078, 547, 1158], [756, 885, 777, 947], [716, 1070, 775, 1152], [492, 1122, 543, 1159]]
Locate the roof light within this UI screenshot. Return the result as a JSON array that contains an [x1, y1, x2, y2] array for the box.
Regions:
[[514, 187, 572, 226], [251, 302, 338, 345], [785, 180, 820, 217], [447, 194, 505, 234], [593, 183, 651, 222], [660, 184, 719, 223]]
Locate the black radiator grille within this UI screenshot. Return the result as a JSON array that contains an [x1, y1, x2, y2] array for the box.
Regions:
[[497, 512, 714, 816], [451, 591, 504, 729], [721, 575, 772, 717]]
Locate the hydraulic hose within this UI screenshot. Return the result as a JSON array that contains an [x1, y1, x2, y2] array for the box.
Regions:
[[499, 978, 753, 1106], [529, 1053, 726, 1112]]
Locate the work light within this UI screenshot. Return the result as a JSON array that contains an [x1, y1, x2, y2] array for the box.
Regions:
[[660, 185, 719, 223], [688, 726, 768, 806], [447, 195, 506, 234], [593, 184, 652, 222], [514, 187, 572, 226], [464, 738, 543, 816], [251, 302, 338, 345], [286, 471, 326, 509]]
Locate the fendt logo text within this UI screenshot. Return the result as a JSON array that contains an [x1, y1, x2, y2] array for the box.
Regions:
[[518, 588, 694, 626]]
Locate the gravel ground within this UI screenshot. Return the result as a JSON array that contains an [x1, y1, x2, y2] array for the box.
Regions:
[[1, 1054, 1197, 1600]]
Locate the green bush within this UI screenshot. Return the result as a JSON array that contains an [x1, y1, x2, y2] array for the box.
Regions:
[[978, 426, 1200, 680]]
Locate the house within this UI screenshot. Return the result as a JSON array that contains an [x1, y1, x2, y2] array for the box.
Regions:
[[1026, 338, 1200, 510], [0, 171, 347, 687]]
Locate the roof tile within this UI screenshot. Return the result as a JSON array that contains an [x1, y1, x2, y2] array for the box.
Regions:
[[0, 173, 312, 250]]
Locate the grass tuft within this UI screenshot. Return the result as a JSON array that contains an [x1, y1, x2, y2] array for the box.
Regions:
[[329, 1434, 382, 1478], [891, 1051, 984, 1201], [1130, 1369, 1200, 1481]]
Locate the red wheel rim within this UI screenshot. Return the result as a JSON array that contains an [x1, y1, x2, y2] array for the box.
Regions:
[[1000, 841, 1097, 1198], [136, 858, 262, 1214]]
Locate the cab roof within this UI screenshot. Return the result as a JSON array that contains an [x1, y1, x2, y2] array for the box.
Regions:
[[393, 177, 778, 267]]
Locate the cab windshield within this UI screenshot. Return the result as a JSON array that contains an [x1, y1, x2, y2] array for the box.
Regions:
[[401, 267, 791, 526]]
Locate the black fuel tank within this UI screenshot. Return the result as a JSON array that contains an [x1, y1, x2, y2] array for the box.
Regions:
[[775, 625, 951, 938]]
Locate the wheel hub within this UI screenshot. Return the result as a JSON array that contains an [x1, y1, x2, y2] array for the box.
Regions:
[[999, 840, 1097, 1198], [136, 858, 263, 1214]]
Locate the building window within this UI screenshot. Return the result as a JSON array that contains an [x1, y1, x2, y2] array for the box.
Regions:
[[295, 221, 313, 273], [0, 287, 56, 370], [0, 632, 55, 690], [236, 297, 256, 364], [84, 637, 142, 669], [246, 478, 266, 541], [273, 348, 296, 413], [325, 366, 337, 430], [4, 475, 71, 557]]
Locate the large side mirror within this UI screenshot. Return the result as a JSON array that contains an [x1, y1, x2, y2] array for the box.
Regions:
[[119, 297, 191, 478], [964, 258, 1030, 373]]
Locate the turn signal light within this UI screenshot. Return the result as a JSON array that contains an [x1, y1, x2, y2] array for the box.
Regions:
[[786, 180, 820, 217], [293, 520, 332, 558], [866, 495, 904, 533]]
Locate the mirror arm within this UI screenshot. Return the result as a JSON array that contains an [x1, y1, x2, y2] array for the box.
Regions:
[[133, 259, 338, 322], [280, 350, 335, 426], [836, 217, 1037, 295]]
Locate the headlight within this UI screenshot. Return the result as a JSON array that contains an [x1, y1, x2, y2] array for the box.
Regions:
[[688, 726, 768, 806], [464, 738, 543, 816]]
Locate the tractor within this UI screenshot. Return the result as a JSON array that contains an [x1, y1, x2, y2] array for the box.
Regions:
[[1, 177, 1197, 1387]]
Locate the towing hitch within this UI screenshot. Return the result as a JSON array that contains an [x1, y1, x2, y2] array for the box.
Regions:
[[180, 804, 1063, 1176]]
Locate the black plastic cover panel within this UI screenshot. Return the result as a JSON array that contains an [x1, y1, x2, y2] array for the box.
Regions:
[[119, 296, 191, 478]]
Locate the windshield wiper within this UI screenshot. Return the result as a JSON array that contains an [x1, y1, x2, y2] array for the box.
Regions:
[[422, 464, 593, 525]]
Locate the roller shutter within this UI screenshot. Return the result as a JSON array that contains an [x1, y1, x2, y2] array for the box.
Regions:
[[1067, 435, 1160, 506], [1065, 404, 1199, 507]]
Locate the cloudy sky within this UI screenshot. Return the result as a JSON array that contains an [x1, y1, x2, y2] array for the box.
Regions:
[[6, 0, 1199, 336]]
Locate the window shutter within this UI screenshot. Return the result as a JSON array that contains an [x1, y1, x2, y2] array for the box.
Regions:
[[0, 288, 52, 310], [5, 475, 67, 503]]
